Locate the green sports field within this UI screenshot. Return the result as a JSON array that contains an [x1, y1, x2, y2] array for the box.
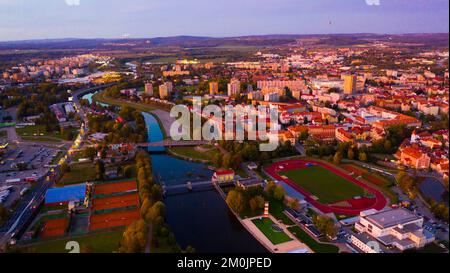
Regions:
[[252, 218, 292, 245], [280, 165, 365, 204], [23, 230, 124, 253]]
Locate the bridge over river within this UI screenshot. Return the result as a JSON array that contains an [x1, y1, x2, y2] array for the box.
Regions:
[[160, 178, 260, 197]]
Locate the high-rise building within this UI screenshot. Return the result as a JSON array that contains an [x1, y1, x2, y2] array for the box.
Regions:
[[227, 78, 240, 96], [343, 75, 357, 94], [165, 81, 173, 93], [144, 82, 153, 96], [159, 83, 171, 99], [209, 82, 219, 95]]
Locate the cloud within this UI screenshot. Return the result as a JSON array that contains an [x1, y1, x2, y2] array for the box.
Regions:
[[65, 0, 80, 6]]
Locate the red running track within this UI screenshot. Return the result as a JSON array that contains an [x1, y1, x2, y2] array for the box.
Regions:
[[264, 159, 387, 215]]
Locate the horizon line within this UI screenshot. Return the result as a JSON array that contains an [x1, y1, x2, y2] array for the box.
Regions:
[[0, 32, 449, 44]]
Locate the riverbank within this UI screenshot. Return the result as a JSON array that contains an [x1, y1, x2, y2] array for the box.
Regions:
[[167, 145, 220, 164], [92, 91, 173, 137]]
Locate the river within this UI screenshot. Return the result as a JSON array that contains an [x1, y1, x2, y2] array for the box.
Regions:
[[84, 91, 265, 252]]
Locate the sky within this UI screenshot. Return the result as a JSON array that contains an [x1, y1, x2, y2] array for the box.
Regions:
[[0, 0, 448, 41]]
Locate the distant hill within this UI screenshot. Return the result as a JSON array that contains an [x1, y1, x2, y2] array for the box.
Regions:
[[0, 33, 448, 50]]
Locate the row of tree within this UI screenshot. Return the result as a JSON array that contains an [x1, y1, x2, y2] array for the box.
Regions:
[[428, 199, 449, 222], [118, 151, 189, 253], [396, 171, 418, 199]]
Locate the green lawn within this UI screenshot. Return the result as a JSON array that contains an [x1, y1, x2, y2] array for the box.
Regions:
[[93, 91, 161, 113], [58, 163, 97, 185], [252, 217, 292, 245], [405, 242, 448, 253], [280, 165, 365, 204], [16, 125, 66, 141], [269, 199, 295, 226], [287, 226, 339, 253], [24, 230, 124, 253], [169, 146, 219, 162]]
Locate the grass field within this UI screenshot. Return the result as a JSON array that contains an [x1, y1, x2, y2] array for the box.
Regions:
[[16, 125, 75, 142], [93, 91, 161, 113], [341, 163, 397, 204], [58, 163, 97, 185], [169, 146, 220, 162], [252, 218, 292, 245], [405, 242, 448, 253], [287, 226, 339, 253], [24, 230, 124, 253], [269, 199, 295, 226], [280, 166, 365, 204]]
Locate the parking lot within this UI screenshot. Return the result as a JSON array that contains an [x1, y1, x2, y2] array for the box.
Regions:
[[0, 183, 31, 208], [0, 143, 65, 209]]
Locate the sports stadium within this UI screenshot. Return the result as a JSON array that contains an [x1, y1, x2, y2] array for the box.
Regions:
[[265, 159, 387, 215]]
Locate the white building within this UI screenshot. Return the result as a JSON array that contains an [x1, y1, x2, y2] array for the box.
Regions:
[[354, 208, 435, 252], [227, 79, 241, 96]]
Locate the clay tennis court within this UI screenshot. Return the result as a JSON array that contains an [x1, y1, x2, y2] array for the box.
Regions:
[[40, 218, 68, 238], [92, 193, 139, 211], [265, 159, 387, 215], [89, 209, 140, 231], [94, 180, 137, 196]]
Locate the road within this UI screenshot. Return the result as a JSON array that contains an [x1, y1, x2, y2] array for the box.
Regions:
[[0, 179, 53, 249]]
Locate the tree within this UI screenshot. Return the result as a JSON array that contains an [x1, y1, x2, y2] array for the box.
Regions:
[[231, 153, 243, 169], [0, 204, 9, 225], [397, 173, 417, 199], [118, 219, 148, 253], [299, 130, 309, 141], [383, 140, 392, 153], [82, 147, 97, 161], [95, 160, 105, 181], [333, 152, 342, 165], [249, 195, 265, 212], [222, 153, 233, 169], [313, 215, 337, 239], [287, 198, 300, 211], [358, 152, 368, 162], [60, 163, 71, 174], [213, 153, 222, 168], [144, 201, 166, 223], [264, 181, 277, 198], [347, 148, 355, 160], [123, 165, 134, 178], [226, 190, 246, 214], [273, 185, 285, 201]]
